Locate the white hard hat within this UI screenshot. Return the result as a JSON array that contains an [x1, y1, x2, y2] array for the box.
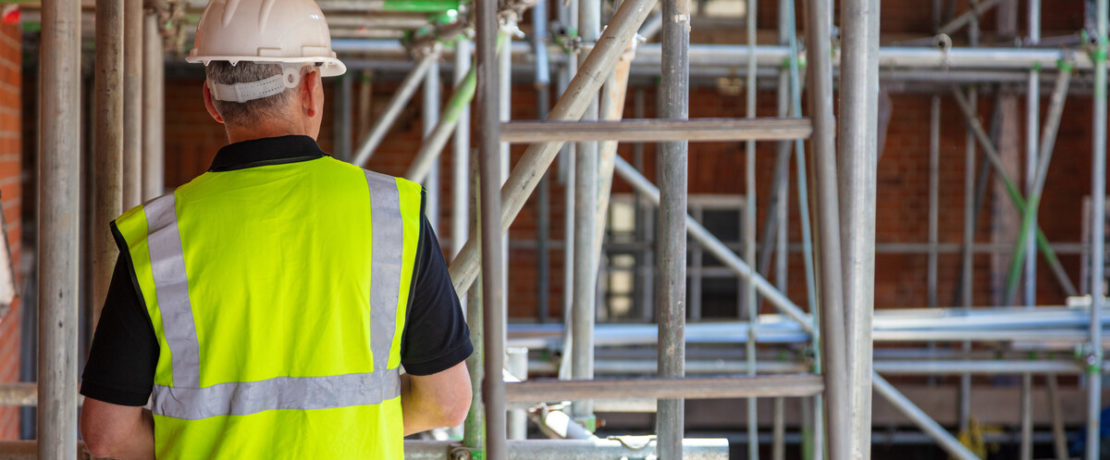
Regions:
[[187, 0, 347, 83]]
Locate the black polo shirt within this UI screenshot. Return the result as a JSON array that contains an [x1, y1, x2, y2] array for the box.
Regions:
[[80, 135, 472, 406]]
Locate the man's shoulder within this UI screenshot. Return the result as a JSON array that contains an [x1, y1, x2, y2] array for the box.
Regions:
[[115, 187, 179, 228], [361, 168, 424, 198]]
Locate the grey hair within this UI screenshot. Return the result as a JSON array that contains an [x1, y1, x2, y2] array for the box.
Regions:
[[204, 61, 297, 126]]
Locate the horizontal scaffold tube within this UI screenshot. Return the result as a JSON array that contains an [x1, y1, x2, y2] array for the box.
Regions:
[[523, 359, 1107, 376], [332, 41, 1101, 71], [505, 375, 823, 402], [500, 118, 811, 143]]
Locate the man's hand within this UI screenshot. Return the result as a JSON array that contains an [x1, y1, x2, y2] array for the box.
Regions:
[[81, 397, 155, 460], [401, 361, 472, 435]]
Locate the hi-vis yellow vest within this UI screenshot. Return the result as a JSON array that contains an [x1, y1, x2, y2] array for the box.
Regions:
[[113, 156, 423, 459]]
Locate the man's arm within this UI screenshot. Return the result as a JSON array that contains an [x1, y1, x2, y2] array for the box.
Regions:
[[80, 253, 160, 459], [401, 361, 471, 435], [399, 214, 474, 434], [81, 398, 155, 460]]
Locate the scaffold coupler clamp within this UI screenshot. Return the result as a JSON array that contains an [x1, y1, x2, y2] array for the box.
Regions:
[[1084, 28, 1109, 63], [1058, 50, 1077, 74], [408, 40, 444, 62], [497, 0, 532, 35], [551, 21, 580, 55], [498, 10, 525, 39], [1085, 348, 1103, 375], [449, 445, 483, 460], [934, 33, 952, 70]]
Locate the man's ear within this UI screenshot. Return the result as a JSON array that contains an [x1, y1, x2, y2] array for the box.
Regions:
[[301, 69, 321, 118], [202, 82, 225, 124]]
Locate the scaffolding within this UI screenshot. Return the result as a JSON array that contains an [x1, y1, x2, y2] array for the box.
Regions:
[[3, 0, 1110, 459]]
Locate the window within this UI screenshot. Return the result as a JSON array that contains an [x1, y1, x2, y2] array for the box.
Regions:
[[601, 194, 749, 322]]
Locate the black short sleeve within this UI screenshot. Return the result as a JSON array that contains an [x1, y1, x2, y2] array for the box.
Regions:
[[80, 252, 159, 406], [399, 218, 473, 376]]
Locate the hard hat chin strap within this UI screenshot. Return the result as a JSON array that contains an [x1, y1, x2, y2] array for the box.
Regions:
[[208, 64, 305, 103]]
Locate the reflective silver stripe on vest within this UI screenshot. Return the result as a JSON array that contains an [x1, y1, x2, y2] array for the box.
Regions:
[[151, 369, 402, 420], [145, 193, 202, 388], [365, 171, 403, 373]]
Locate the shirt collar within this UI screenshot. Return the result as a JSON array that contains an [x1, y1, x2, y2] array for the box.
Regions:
[[209, 135, 328, 172]]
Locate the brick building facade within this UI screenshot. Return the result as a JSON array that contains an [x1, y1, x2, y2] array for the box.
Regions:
[[0, 20, 22, 441], [0, 0, 1105, 443]]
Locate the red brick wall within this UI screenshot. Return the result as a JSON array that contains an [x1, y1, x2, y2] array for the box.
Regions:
[[753, 0, 1084, 38], [0, 21, 22, 441]]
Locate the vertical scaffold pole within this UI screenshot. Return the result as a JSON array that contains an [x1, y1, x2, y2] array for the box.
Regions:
[[336, 72, 353, 162], [778, 1, 822, 456], [533, 0, 552, 324], [123, 0, 143, 208], [1020, 2, 1040, 459], [928, 95, 939, 313], [839, 0, 880, 456], [452, 39, 472, 258], [464, 156, 484, 453], [656, 0, 689, 453], [424, 59, 441, 231], [744, 0, 760, 456], [498, 28, 512, 350], [959, 19, 981, 436], [772, 3, 791, 457], [92, 0, 124, 337], [1024, 0, 1041, 308], [803, 0, 848, 455], [572, 0, 600, 424], [476, 0, 507, 455], [1088, 1, 1107, 459], [557, 0, 579, 382], [142, 13, 164, 201], [39, 0, 81, 457]]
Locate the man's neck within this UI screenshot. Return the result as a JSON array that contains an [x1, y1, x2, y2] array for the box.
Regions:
[[225, 124, 312, 145]]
